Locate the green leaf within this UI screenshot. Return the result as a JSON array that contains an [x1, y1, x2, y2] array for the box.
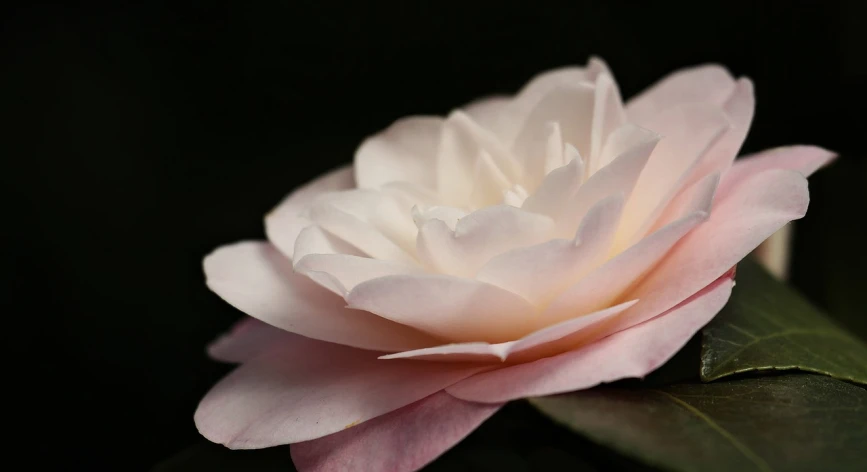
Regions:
[[531, 374, 867, 472], [700, 258, 867, 384]]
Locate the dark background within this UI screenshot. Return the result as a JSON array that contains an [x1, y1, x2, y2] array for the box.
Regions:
[[5, 1, 866, 470]]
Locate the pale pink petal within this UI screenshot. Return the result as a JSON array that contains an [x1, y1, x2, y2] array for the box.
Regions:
[[681, 78, 755, 189], [544, 172, 720, 324], [379, 299, 637, 363], [610, 168, 811, 334], [296, 253, 426, 297], [293, 225, 423, 296], [207, 317, 297, 364], [437, 111, 521, 205], [554, 125, 659, 237], [512, 120, 564, 189], [447, 277, 733, 403], [416, 205, 554, 277], [588, 72, 627, 173], [291, 392, 501, 472], [507, 58, 610, 142], [512, 83, 596, 164], [195, 339, 484, 447], [717, 145, 837, 197], [204, 241, 438, 352], [647, 171, 722, 234], [346, 274, 537, 343], [478, 194, 624, 304], [354, 116, 442, 190], [626, 64, 736, 125], [307, 198, 417, 265], [265, 166, 354, 259], [616, 103, 730, 246], [411, 205, 467, 231], [521, 156, 584, 219], [462, 95, 512, 137]]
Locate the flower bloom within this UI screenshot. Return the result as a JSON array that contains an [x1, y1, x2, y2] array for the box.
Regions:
[[195, 57, 834, 471]]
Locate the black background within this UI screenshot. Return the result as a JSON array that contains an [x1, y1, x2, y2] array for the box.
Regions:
[[5, 1, 866, 470]]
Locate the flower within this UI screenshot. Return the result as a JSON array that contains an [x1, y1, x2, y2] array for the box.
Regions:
[[195, 57, 834, 471]]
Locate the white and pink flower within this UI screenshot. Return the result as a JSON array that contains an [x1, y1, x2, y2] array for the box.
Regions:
[[195, 57, 834, 471]]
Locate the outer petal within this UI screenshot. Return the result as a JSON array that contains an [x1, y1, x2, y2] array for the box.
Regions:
[[378, 299, 637, 363], [346, 275, 537, 343], [204, 241, 438, 352], [615, 103, 729, 247], [545, 172, 719, 323], [290, 392, 501, 472], [265, 166, 354, 259], [681, 78, 755, 188], [717, 145, 837, 197], [354, 116, 442, 190], [610, 168, 811, 334], [207, 317, 297, 364], [447, 277, 733, 403], [626, 64, 736, 125], [195, 338, 484, 447]]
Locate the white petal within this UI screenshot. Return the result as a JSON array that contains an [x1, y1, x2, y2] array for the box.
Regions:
[[544, 173, 720, 323], [354, 116, 442, 190], [416, 205, 555, 277], [204, 241, 438, 352], [615, 103, 730, 248], [265, 166, 354, 259], [513, 83, 596, 165], [588, 72, 627, 173], [346, 275, 537, 343], [379, 299, 637, 363], [626, 64, 736, 126], [554, 125, 659, 237], [478, 194, 624, 304]]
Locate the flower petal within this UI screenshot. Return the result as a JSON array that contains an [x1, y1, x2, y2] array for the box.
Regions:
[[346, 274, 537, 343], [462, 95, 512, 137], [554, 124, 659, 237], [207, 317, 297, 364], [681, 78, 755, 188], [610, 167, 811, 334], [437, 111, 521, 206], [307, 194, 417, 264], [544, 172, 720, 324], [290, 391, 501, 472], [416, 205, 554, 277], [478, 194, 624, 304], [615, 103, 730, 247], [265, 166, 354, 259], [507, 57, 611, 143], [446, 277, 733, 403], [513, 83, 596, 165], [626, 64, 736, 125], [588, 72, 627, 173], [717, 145, 837, 197], [195, 338, 483, 447], [354, 116, 442, 190], [378, 299, 637, 363], [204, 241, 438, 351]]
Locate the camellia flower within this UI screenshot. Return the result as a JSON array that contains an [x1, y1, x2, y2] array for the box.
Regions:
[[195, 57, 834, 471]]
